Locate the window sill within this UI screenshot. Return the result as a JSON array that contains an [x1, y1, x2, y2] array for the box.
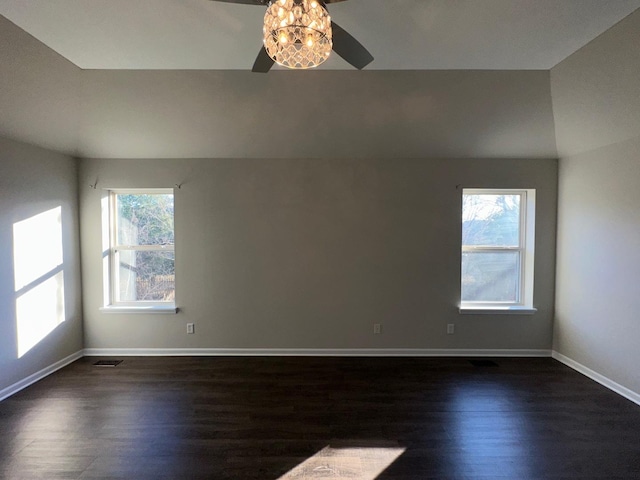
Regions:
[[459, 306, 537, 315], [100, 305, 179, 314]]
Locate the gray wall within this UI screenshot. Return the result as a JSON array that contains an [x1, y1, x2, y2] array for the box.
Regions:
[[552, 10, 640, 393], [0, 15, 80, 156], [80, 157, 557, 351], [1, 10, 560, 360], [0, 136, 83, 393], [77, 69, 557, 160], [1, 13, 557, 161]]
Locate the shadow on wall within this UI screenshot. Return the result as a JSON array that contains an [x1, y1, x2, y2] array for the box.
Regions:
[[12, 206, 66, 358]]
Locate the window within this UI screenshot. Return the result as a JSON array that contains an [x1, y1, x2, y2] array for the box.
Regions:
[[460, 189, 535, 313], [106, 189, 175, 311]]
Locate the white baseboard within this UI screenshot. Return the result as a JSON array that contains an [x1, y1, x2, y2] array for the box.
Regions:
[[552, 351, 640, 407], [0, 350, 84, 402], [0, 348, 552, 402], [6, 349, 637, 408], [83, 347, 552, 357]]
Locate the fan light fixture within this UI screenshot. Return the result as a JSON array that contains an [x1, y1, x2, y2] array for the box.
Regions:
[[263, 0, 332, 69]]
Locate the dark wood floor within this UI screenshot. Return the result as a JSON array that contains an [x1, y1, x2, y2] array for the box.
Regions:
[[1, 356, 639, 479]]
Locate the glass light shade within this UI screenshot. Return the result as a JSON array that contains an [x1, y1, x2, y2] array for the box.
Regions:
[[263, 0, 332, 69]]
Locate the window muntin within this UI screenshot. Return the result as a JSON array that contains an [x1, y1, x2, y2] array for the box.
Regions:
[[461, 189, 534, 308], [109, 190, 175, 306]]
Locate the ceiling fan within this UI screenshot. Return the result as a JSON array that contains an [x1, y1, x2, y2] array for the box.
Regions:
[[209, 0, 374, 72]]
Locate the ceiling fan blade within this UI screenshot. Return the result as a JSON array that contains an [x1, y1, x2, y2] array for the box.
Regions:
[[331, 21, 373, 70], [252, 47, 275, 73]]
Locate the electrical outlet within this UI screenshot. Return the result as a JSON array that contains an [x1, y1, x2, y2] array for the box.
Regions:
[[373, 323, 382, 334], [187, 323, 195, 334], [447, 324, 455, 335]]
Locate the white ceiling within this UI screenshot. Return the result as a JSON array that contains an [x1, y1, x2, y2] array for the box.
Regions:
[[1, 0, 639, 70]]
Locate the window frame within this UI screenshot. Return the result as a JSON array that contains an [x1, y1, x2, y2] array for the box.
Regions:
[[102, 188, 177, 313], [459, 188, 536, 314]]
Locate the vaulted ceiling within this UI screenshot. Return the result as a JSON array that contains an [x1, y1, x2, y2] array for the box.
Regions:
[[1, 0, 639, 70], [1, 1, 639, 159]]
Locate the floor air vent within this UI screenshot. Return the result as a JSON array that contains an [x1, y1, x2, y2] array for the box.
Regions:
[[469, 359, 499, 367], [93, 360, 123, 367]]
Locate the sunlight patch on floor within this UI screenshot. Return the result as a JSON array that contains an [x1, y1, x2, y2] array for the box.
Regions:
[[278, 444, 405, 479]]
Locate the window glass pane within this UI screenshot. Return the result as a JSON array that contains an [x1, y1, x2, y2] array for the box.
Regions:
[[461, 251, 519, 302], [116, 194, 174, 246], [118, 250, 175, 302], [462, 194, 520, 247]]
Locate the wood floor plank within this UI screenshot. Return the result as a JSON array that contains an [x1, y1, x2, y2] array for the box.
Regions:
[[1, 357, 639, 479]]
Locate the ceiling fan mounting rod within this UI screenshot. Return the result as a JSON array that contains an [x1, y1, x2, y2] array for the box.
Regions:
[[265, 0, 329, 5]]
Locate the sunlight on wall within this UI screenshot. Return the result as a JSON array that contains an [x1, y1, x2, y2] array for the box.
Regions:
[[13, 207, 66, 358], [13, 207, 63, 290], [277, 445, 405, 479], [16, 272, 65, 358]]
